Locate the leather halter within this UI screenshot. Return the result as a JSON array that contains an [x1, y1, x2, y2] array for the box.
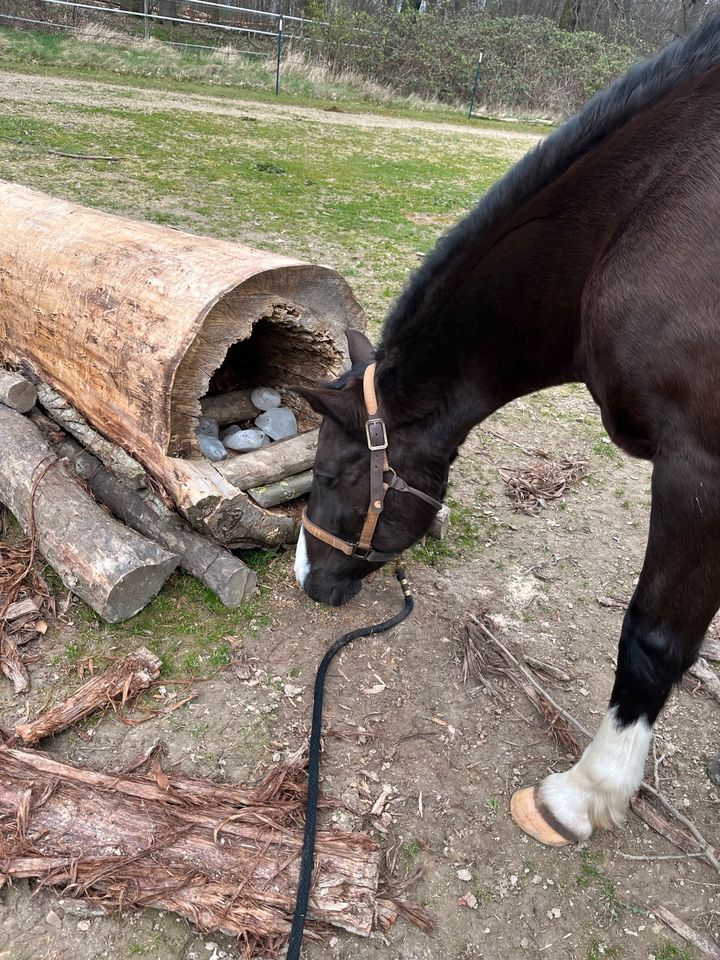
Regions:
[[302, 362, 443, 563]]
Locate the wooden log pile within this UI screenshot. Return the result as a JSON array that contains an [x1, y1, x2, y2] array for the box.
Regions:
[[0, 182, 448, 630]]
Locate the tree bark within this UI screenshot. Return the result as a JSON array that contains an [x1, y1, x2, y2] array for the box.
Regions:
[[0, 405, 179, 623], [200, 390, 259, 425], [0, 746, 404, 947], [14, 647, 162, 746]]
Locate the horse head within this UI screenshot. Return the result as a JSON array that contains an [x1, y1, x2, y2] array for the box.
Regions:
[[293, 329, 448, 606]]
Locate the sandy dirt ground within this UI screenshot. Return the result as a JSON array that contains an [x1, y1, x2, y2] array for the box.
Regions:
[[0, 71, 718, 960]]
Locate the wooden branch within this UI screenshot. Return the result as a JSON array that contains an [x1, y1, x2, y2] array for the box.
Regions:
[[14, 647, 162, 745], [2, 599, 39, 622], [655, 906, 720, 960], [25, 371, 148, 490], [48, 150, 122, 161], [689, 655, 720, 703], [218, 429, 319, 490], [0, 746, 420, 948], [0, 633, 29, 695], [0, 369, 36, 413], [201, 390, 258, 425], [47, 432, 257, 608], [0, 405, 179, 623], [247, 470, 313, 508]]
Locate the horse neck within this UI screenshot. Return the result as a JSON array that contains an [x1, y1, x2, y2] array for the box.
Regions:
[[376, 211, 598, 454]]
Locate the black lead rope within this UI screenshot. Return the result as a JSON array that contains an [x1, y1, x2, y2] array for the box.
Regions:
[[285, 564, 414, 960]]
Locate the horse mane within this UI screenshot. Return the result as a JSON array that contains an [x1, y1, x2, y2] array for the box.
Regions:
[[378, 16, 720, 353]]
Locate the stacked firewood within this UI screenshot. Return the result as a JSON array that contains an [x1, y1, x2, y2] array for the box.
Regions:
[[0, 367, 257, 623]]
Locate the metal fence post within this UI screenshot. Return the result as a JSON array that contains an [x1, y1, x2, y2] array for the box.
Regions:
[[468, 52, 483, 119], [275, 16, 284, 95], [143, 0, 149, 41]]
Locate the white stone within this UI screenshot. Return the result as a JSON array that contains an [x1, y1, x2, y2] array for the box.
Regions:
[[255, 406, 297, 441], [222, 428, 267, 452], [45, 910, 62, 928], [251, 386, 282, 410]]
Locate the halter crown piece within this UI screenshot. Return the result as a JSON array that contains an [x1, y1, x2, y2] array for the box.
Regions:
[[302, 362, 444, 562]]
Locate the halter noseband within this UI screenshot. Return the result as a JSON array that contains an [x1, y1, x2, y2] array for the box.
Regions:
[[302, 362, 443, 563]]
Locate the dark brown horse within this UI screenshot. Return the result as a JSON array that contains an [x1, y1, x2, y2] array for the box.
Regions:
[[294, 18, 720, 846]]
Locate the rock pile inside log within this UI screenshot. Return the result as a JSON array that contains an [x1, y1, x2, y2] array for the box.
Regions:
[[198, 385, 299, 462]]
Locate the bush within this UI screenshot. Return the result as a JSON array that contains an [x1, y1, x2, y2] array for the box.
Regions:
[[306, 13, 645, 116]]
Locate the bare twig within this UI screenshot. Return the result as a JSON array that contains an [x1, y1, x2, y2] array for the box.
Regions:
[[655, 905, 720, 960]]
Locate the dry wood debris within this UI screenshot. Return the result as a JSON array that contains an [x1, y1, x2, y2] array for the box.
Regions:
[[0, 527, 53, 694], [499, 457, 588, 514], [0, 746, 432, 957]]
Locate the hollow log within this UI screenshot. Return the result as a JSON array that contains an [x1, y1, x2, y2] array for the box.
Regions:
[[247, 470, 314, 508], [218, 429, 319, 490], [0, 405, 180, 622], [0, 747, 392, 946], [14, 647, 162, 746], [47, 432, 257, 607], [0, 369, 36, 413], [0, 181, 363, 546]]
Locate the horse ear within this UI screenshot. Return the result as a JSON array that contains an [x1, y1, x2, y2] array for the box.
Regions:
[[293, 381, 365, 430], [346, 329, 375, 367]]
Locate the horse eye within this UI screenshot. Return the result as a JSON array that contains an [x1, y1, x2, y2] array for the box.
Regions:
[[315, 473, 337, 488]]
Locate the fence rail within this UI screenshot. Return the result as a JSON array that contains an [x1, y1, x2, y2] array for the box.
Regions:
[[0, 0, 333, 90]]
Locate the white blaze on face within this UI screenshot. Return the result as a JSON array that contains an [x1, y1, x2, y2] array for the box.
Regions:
[[539, 707, 652, 839], [294, 527, 311, 589]]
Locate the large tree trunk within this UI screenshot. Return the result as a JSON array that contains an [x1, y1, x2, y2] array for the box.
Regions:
[[0, 180, 363, 547], [0, 405, 179, 623], [0, 747, 418, 949]]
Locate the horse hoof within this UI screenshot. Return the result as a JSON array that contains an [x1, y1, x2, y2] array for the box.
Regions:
[[510, 786, 579, 847]]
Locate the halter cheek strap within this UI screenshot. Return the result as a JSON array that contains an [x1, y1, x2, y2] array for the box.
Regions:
[[302, 362, 444, 562]]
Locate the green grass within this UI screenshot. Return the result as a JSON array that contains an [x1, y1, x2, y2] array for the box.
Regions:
[[653, 946, 695, 960], [0, 66, 525, 325], [412, 495, 496, 566], [0, 27, 553, 135], [57, 572, 272, 679]]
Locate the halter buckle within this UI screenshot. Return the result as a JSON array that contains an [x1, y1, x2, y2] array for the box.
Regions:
[[365, 417, 388, 451], [352, 543, 372, 559]]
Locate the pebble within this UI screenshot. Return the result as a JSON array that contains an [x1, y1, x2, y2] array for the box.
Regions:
[[198, 416, 219, 438], [45, 910, 62, 928], [198, 434, 227, 462], [251, 386, 282, 410], [77, 920, 90, 932], [456, 869, 473, 882], [222, 427, 268, 452], [256, 406, 297, 441]]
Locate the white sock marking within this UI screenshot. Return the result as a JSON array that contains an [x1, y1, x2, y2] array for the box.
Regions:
[[539, 707, 652, 838], [294, 527, 311, 589]]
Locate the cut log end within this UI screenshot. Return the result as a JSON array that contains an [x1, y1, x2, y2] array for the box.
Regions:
[[103, 556, 181, 623], [0, 369, 37, 413]]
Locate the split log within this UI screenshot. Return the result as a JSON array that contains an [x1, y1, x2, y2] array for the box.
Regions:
[[0, 405, 179, 622], [0, 746, 419, 949], [247, 470, 313, 508], [218, 429, 319, 490], [47, 432, 257, 607], [14, 647, 162, 746], [201, 389, 258, 425], [0, 369, 36, 413], [27, 373, 147, 489], [0, 181, 363, 547]]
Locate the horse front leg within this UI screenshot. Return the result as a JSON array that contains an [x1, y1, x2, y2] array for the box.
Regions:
[[511, 450, 720, 845]]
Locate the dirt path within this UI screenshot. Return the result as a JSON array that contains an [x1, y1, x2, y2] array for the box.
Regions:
[[0, 69, 541, 144]]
